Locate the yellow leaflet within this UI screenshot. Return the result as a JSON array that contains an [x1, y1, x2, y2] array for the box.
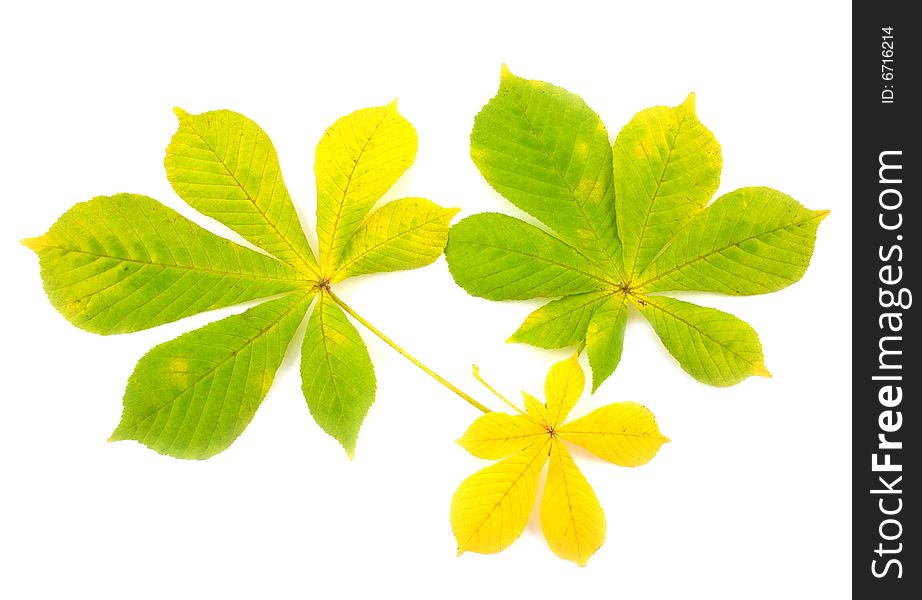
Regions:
[[542, 440, 605, 567], [558, 402, 670, 467], [544, 353, 584, 428], [451, 438, 550, 556], [522, 392, 551, 427], [314, 102, 418, 274], [457, 413, 547, 460]]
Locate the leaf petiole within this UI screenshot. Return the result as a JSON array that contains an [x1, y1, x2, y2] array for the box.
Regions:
[[471, 365, 526, 416], [325, 289, 491, 414]]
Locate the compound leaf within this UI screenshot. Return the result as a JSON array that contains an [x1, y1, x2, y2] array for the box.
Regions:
[[636, 295, 768, 387], [29, 104, 453, 459], [449, 70, 826, 389], [453, 356, 667, 565], [165, 108, 319, 277], [315, 103, 418, 273], [300, 292, 376, 458], [110, 292, 312, 459], [23, 193, 303, 335]]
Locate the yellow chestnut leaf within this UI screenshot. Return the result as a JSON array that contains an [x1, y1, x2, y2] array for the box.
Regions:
[[451, 354, 669, 565]]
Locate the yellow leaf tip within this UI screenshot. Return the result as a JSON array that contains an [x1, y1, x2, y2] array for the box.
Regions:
[[109, 420, 136, 443], [559, 550, 594, 567], [682, 92, 696, 112], [21, 235, 45, 252], [499, 64, 522, 86], [173, 106, 189, 121], [340, 442, 356, 461], [386, 99, 399, 111], [816, 209, 831, 220], [752, 362, 772, 378]]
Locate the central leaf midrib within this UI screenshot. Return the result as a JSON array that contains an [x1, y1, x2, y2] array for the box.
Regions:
[[42, 244, 307, 283], [477, 431, 547, 444], [317, 292, 347, 433], [558, 428, 667, 440], [462, 239, 615, 288], [551, 440, 584, 560]]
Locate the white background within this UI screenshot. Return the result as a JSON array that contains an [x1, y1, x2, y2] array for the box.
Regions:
[[1, 1, 851, 598]]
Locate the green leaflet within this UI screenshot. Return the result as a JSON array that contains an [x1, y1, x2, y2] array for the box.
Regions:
[[22, 194, 302, 335], [635, 295, 768, 386], [509, 291, 612, 349], [637, 187, 829, 295], [166, 108, 319, 277], [614, 94, 722, 278], [333, 198, 458, 282], [301, 293, 377, 457], [26, 105, 455, 459], [448, 68, 827, 389], [445, 213, 611, 301], [111, 292, 312, 459], [586, 296, 627, 392], [470, 66, 621, 276]]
